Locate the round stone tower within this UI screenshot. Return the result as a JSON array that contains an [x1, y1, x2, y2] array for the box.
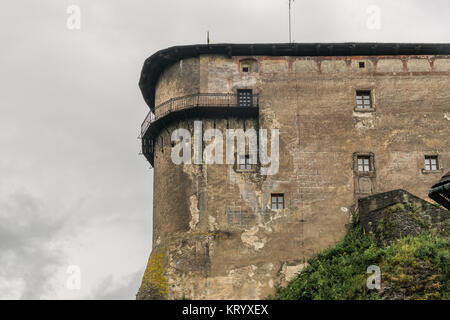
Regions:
[[136, 43, 450, 299], [137, 52, 272, 299]]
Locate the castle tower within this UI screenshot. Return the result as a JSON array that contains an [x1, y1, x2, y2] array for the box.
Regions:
[[137, 43, 450, 300]]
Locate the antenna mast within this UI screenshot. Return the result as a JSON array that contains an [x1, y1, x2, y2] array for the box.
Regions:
[[289, 0, 294, 43]]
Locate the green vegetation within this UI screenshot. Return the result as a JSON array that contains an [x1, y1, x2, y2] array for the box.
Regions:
[[379, 202, 429, 230], [272, 215, 449, 300], [372, 202, 440, 248]]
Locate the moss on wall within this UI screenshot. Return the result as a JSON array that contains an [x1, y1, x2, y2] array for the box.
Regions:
[[136, 248, 168, 300]]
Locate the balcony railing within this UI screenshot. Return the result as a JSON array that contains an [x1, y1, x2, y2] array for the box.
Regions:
[[141, 93, 259, 137]]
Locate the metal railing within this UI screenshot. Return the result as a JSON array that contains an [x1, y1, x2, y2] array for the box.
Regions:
[[141, 93, 259, 137], [141, 111, 155, 138]]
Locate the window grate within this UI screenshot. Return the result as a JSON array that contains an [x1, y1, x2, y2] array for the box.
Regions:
[[356, 90, 372, 109], [237, 89, 253, 107]]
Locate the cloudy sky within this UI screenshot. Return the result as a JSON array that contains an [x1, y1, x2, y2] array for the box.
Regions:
[[0, 0, 448, 299]]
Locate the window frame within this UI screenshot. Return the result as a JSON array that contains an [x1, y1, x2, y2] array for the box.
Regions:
[[355, 89, 375, 112], [353, 152, 376, 177], [357, 156, 371, 172], [271, 193, 285, 210], [422, 155, 442, 173], [237, 89, 253, 107], [238, 154, 253, 171]]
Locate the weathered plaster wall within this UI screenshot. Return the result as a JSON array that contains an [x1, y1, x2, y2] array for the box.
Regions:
[[154, 57, 200, 117], [139, 54, 450, 300]]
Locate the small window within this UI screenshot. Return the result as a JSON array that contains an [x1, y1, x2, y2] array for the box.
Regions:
[[359, 62, 365, 68], [424, 156, 439, 171], [353, 153, 375, 175], [239, 59, 258, 73], [356, 90, 372, 109], [238, 155, 252, 170], [357, 156, 371, 172], [237, 89, 253, 107], [271, 194, 284, 210]]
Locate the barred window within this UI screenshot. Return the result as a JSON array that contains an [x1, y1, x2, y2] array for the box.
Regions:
[[271, 194, 284, 210], [237, 89, 253, 107], [356, 90, 372, 109]]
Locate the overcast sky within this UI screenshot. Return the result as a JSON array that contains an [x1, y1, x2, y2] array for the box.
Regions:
[[0, 0, 448, 300]]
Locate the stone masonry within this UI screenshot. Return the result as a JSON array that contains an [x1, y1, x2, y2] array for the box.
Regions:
[[137, 43, 450, 300]]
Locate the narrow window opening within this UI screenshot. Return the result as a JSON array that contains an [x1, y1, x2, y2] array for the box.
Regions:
[[239, 59, 258, 73], [359, 61, 365, 68]]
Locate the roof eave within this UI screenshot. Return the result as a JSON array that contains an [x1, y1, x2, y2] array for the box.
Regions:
[[139, 42, 450, 111]]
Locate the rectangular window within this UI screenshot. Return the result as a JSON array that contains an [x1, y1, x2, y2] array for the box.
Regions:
[[424, 156, 438, 171], [237, 89, 253, 107], [357, 156, 371, 172], [356, 90, 372, 109], [271, 194, 284, 210], [238, 155, 252, 170]]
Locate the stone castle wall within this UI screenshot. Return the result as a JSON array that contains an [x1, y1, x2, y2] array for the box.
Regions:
[[358, 189, 449, 247], [138, 54, 450, 300]]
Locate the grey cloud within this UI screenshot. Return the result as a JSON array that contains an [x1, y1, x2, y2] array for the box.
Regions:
[[89, 271, 142, 300], [0, 190, 67, 299], [0, 0, 448, 300]]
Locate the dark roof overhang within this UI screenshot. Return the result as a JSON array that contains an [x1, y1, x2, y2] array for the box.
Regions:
[[429, 171, 450, 210], [141, 106, 259, 167], [139, 42, 450, 112]]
